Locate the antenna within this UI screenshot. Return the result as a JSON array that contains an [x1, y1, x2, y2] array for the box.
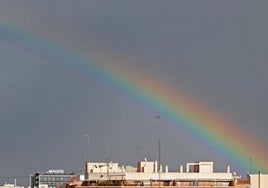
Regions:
[[154, 114, 161, 188], [249, 158, 252, 173], [84, 134, 90, 162]]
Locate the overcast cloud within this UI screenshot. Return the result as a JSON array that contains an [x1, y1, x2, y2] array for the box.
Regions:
[[0, 0, 268, 185]]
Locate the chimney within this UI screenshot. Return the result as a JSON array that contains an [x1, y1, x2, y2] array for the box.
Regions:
[[227, 165, 230, 173], [154, 160, 158, 173], [180, 165, 183, 173], [160, 165, 163, 173], [165, 165, 168, 173]]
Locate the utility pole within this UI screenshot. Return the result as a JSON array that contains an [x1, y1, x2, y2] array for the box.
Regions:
[[84, 134, 90, 162], [155, 114, 161, 188], [249, 158, 252, 173], [84, 134, 90, 180], [258, 171, 261, 188]]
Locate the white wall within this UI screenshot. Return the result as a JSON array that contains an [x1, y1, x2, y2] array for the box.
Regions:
[[88, 171, 233, 182], [0, 184, 24, 188], [86, 162, 122, 173], [199, 162, 214, 173], [249, 174, 268, 188], [137, 161, 156, 173]]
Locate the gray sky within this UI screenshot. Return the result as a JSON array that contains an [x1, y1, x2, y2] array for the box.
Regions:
[[0, 0, 268, 185]]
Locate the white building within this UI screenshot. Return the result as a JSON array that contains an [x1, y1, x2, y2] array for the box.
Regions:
[[85, 160, 237, 187], [249, 173, 268, 188], [0, 183, 24, 188], [30, 170, 75, 188], [86, 162, 125, 174], [137, 160, 157, 173]]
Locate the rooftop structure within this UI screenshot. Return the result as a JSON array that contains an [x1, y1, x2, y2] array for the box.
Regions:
[[84, 159, 237, 187], [248, 173, 268, 188], [0, 183, 24, 188]]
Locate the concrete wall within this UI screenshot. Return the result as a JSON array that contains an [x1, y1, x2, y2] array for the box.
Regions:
[[75, 186, 235, 188], [187, 162, 213, 173], [0, 184, 24, 188], [125, 172, 233, 181], [249, 173, 268, 188], [137, 161, 156, 173], [88, 171, 233, 182], [86, 162, 123, 173]]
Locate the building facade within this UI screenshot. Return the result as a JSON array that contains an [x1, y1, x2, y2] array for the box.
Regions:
[[248, 173, 268, 188], [30, 170, 75, 188], [0, 183, 24, 188], [85, 160, 238, 187]]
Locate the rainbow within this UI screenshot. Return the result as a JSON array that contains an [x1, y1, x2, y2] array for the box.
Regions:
[[1, 6, 267, 174]]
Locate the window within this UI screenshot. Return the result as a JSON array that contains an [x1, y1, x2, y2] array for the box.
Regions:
[[40, 177, 44, 182], [189, 181, 198, 186]]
